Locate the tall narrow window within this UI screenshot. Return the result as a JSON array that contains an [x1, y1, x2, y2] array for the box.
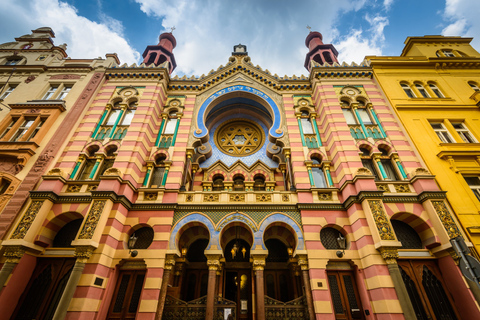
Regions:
[[212, 175, 225, 191], [0, 118, 19, 139], [415, 84, 430, 98], [311, 158, 327, 188], [342, 108, 357, 125], [163, 111, 178, 134], [28, 119, 45, 140], [464, 177, 480, 201], [105, 109, 121, 126], [121, 109, 136, 126], [428, 84, 444, 98], [401, 84, 416, 98], [150, 157, 166, 187], [57, 85, 72, 100], [10, 119, 35, 141], [360, 148, 379, 180], [430, 123, 454, 143], [43, 86, 59, 100], [452, 122, 476, 143], [0, 84, 16, 99], [356, 108, 373, 124], [77, 159, 96, 180], [301, 118, 314, 134]]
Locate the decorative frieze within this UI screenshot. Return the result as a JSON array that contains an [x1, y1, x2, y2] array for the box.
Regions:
[[11, 201, 44, 239], [204, 194, 219, 202], [78, 200, 107, 239], [256, 194, 271, 202], [368, 200, 395, 240], [432, 201, 461, 238], [145, 192, 158, 201], [318, 192, 332, 201], [394, 184, 410, 193], [67, 185, 82, 193], [3, 246, 26, 263], [230, 194, 245, 202]]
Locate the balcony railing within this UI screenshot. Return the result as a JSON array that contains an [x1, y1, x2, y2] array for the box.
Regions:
[[265, 296, 308, 320], [163, 295, 236, 320], [95, 125, 128, 140], [349, 124, 383, 140]]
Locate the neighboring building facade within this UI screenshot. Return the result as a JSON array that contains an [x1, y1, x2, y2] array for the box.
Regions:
[[0, 29, 478, 320], [368, 35, 480, 279]]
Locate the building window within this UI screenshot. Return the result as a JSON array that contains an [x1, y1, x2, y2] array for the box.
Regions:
[[311, 157, 327, 188], [428, 83, 444, 98], [233, 175, 245, 191], [42, 84, 73, 100], [356, 108, 373, 124], [464, 177, 480, 201], [415, 84, 430, 98], [430, 123, 454, 143], [442, 50, 455, 57], [0, 84, 16, 100], [0, 118, 19, 139], [452, 122, 477, 143], [379, 148, 399, 181], [401, 83, 416, 98], [96, 101, 137, 140], [10, 119, 36, 141], [163, 111, 178, 134], [469, 82, 480, 91], [360, 148, 380, 180], [57, 85, 72, 100], [150, 156, 166, 187], [42, 85, 59, 100], [212, 175, 225, 191], [5, 58, 22, 65], [342, 108, 357, 125], [77, 159, 97, 180], [253, 175, 266, 191]]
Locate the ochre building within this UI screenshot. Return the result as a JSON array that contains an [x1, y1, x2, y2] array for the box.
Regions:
[[0, 29, 479, 320]]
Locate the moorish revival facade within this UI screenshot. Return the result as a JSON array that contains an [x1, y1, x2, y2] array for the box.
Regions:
[[0, 28, 479, 320]]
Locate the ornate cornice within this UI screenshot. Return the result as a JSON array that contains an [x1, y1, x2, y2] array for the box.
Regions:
[[3, 245, 26, 263]]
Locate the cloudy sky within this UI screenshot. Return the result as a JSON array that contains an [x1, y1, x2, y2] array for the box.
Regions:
[[1, 0, 479, 77]]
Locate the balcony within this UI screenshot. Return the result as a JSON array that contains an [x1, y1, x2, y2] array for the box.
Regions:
[[348, 124, 382, 140]]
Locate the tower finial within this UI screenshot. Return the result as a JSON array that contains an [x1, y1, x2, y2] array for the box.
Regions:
[[170, 26, 176, 34], [307, 25, 312, 32]]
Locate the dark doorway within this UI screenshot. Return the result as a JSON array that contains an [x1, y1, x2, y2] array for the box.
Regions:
[[225, 269, 251, 320], [107, 270, 146, 320], [327, 270, 364, 320]]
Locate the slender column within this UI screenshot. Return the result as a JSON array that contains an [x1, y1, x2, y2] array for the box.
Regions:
[[367, 104, 386, 138], [155, 113, 168, 147], [253, 257, 266, 320], [323, 163, 334, 187], [143, 164, 153, 187], [88, 155, 103, 179], [52, 246, 94, 320], [296, 114, 306, 147], [280, 165, 288, 191], [352, 105, 369, 138], [216, 265, 223, 297], [298, 257, 315, 320], [161, 162, 171, 187], [180, 149, 193, 191], [373, 155, 388, 179], [285, 150, 296, 191], [310, 114, 322, 146], [206, 257, 220, 320], [393, 155, 408, 179], [0, 246, 25, 293], [155, 256, 176, 320], [190, 164, 199, 191], [92, 107, 110, 138], [171, 115, 182, 147], [379, 248, 417, 320], [108, 106, 125, 139], [305, 161, 315, 187], [70, 155, 85, 179]]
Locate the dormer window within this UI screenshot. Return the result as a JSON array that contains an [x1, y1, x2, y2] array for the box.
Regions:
[[442, 50, 455, 57]]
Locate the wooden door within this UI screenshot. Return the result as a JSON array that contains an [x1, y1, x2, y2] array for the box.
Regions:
[[225, 269, 251, 320], [398, 260, 460, 320], [264, 270, 292, 302], [182, 269, 208, 301], [13, 258, 75, 320], [327, 271, 364, 320], [107, 270, 146, 320]]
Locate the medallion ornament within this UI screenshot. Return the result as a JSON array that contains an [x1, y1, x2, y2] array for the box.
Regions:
[[215, 119, 264, 156], [368, 200, 395, 240]]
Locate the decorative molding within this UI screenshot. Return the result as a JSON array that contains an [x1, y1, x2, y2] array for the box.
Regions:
[[394, 184, 410, 193], [66, 185, 82, 193], [78, 200, 107, 239], [432, 201, 461, 238], [74, 246, 95, 263], [10, 201, 44, 239], [204, 194, 219, 202], [256, 194, 271, 202], [318, 192, 332, 201], [216, 213, 258, 232], [3, 246, 26, 263], [377, 184, 389, 192], [379, 247, 399, 264], [368, 200, 395, 241], [230, 194, 245, 202]]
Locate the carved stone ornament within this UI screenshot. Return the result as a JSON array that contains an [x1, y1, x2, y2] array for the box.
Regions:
[[204, 194, 219, 202], [410, 167, 431, 177], [0, 157, 23, 175], [87, 185, 97, 192], [230, 194, 245, 202], [74, 246, 95, 263], [103, 168, 121, 176], [78, 200, 107, 239], [282, 194, 290, 202], [368, 200, 396, 241], [394, 184, 410, 193], [379, 248, 399, 265], [25, 75, 36, 83], [297, 258, 309, 271], [164, 258, 176, 270], [354, 167, 373, 177], [46, 168, 65, 176], [3, 246, 26, 263], [67, 184, 82, 193], [145, 192, 158, 201], [216, 213, 258, 232], [206, 259, 221, 270], [185, 194, 194, 202], [252, 258, 266, 271], [11, 201, 44, 239], [256, 194, 271, 202], [318, 192, 332, 201], [432, 201, 461, 238]]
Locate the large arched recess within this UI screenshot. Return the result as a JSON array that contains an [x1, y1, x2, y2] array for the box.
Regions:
[[194, 85, 284, 142]]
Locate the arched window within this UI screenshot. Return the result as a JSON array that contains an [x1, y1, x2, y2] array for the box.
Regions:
[[378, 147, 399, 181], [468, 82, 480, 92], [360, 148, 379, 180], [442, 49, 455, 57], [53, 219, 83, 247], [212, 174, 225, 191], [97, 146, 117, 176], [163, 110, 178, 134], [311, 157, 327, 188], [342, 108, 357, 125], [150, 155, 166, 187], [391, 220, 423, 249], [130, 227, 154, 249], [5, 57, 23, 65], [146, 52, 157, 65], [253, 175, 266, 191], [415, 83, 430, 98], [233, 175, 245, 191], [96, 100, 137, 140], [401, 83, 416, 98], [323, 52, 333, 64], [300, 110, 314, 134], [428, 83, 444, 98], [320, 227, 345, 249]]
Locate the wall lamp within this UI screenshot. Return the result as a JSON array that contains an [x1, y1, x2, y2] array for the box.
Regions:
[[336, 234, 346, 258], [128, 233, 138, 257]]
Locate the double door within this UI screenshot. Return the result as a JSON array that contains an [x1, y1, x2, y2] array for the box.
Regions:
[[327, 270, 364, 320], [107, 270, 146, 320], [225, 269, 251, 320], [398, 260, 460, 320]]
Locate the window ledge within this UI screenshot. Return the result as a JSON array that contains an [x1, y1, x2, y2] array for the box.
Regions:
[[10, 100, 66, 111]]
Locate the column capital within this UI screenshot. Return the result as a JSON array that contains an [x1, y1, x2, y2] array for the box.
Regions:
[[309, 112, 318, 119], [74, 246, 95, 263], [206, 254, 222, 271], [379, 247, 399, 265], [323, 163, 331, 171], [3, 245, 26, 263], [164, 255, 176, 270], [304, 160, 313, 170], [297, 256, 309, 270], [252, 257, 266, 271]]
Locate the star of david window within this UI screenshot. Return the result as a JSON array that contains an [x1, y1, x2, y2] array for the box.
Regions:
[[215, 120, 264, 156]]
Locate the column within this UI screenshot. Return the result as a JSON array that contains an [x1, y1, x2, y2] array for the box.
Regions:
[[190, 163, 199, 191], [393, 155, 408, 179], [88, 155, 103, 179], [52, 246, 94, 320], [305, 161, 315, 187], [323, 163, 334, 187], [143, 163, 154, 187], [180, 149, 193, 191], [70, 155, 85, 179], [367, 104, 386, 138], [298, 257, 315, 320], [285, 149, 296, 191], [155, 113, 168, 147], [296, 114, 306, 147], [373, 155, 388, 179], [0, 246, 25, 293], [206, 256, 221, 320], [92, 107, 110, 138], [161, 161, 172, 187], [280, 164, 288, 191], [379, 248, 417, 320], [352, 105, 369, 138], [155, 256, 176, 320], [310, 114, 322, 147], [253, 257, 266, 320], [108, 105, 126, 139]]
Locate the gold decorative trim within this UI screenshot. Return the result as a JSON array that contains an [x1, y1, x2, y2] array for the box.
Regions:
[[394, 184, 410, 193], [145, 192, 158, 201], [252, 257, 266, 271], [368, 200, 395, 240], [74, 246, 95, 263], [377, 184, 389, 192], [3, 246, 26, 263], [379, 247, 399, 264], [318, 192, 332, 201], [185, 194, 194, 202], [256, 194, 271, 202], [78, 200, 107, 239], [67, 185, 82, 193], [11, 201, 44, 239], [230, 194, 245, 202], [432, 201, 461, 238], [214, 119, 265, 157], [282, 194, 290, 202], [204, 194, 219, 202]]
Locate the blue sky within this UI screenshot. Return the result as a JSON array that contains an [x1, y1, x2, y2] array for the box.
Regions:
[[1, 0, 479, 77]]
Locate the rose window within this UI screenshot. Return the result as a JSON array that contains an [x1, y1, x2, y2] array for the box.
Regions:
[[215, 120, 264, 156]]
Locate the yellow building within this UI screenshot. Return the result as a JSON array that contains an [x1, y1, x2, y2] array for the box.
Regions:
[[368, 36, 480, 257]]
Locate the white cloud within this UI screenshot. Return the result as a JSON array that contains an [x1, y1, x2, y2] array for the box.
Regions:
[[336, 29, 383, 64], [383, 0, 395, 11], [134, 0, 377, 76], [442, 0, 480, 49], [0, 0, 140, 64]]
